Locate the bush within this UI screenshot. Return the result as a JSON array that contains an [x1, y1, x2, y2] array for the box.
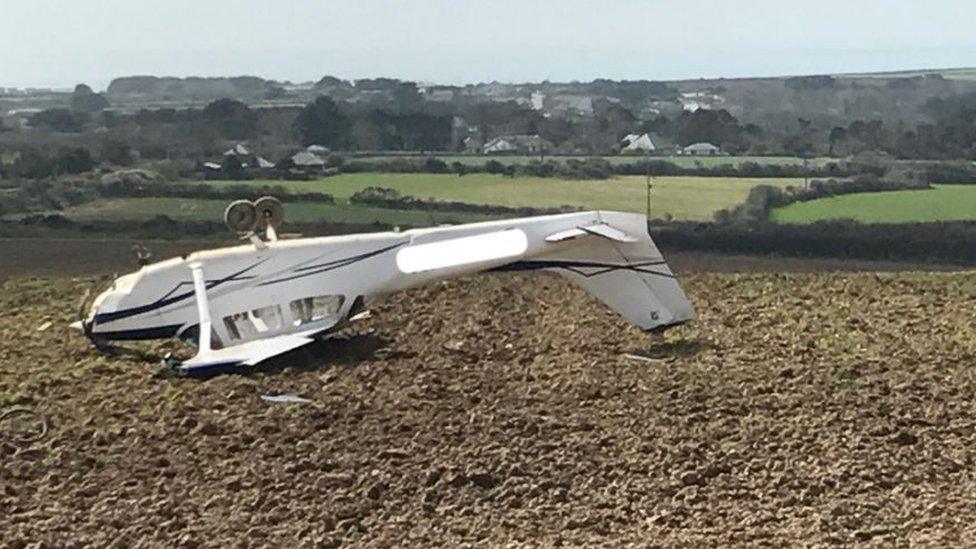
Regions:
[[96, 176, 336, 204], [652, 220, 976, 264], [349, 186, 579, 216], [485, 160, 505, 174], [12, 150, 57, 179], [56, 147, 95, 174], [924, 163, 976, 184], [612, 159, 858, 179], [424, 156, 449, 174], [555, 157, 612, 179]]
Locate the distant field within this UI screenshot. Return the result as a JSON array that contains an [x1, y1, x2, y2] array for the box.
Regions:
[[772, 185, 976, 224], [839, 67, 976, 81], [61, 198, 501, 226], [207, 174, 801, 221], [351, 154, 836, 168]]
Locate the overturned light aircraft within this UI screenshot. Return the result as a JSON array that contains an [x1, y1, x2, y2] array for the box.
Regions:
[[74, 197, 694, 374]]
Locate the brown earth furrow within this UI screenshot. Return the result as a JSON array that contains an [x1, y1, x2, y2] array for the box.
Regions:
[[1, 272, 976, 547]]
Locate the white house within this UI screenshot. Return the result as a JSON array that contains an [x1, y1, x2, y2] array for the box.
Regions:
[[483, 137, 518, 154], [620, 133, 656, 154], [291, 151, 326, 173], [483, 135, 553, 155], [679, 142, 723, 156]]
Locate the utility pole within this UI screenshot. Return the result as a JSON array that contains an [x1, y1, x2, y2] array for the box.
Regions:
[[645, 150, 653, 219]]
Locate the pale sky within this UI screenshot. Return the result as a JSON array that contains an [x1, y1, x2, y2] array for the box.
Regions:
[[3, 0, 976, 90]]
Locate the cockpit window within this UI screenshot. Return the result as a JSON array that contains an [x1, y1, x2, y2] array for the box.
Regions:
[[289, 295, 345, 326], [223, 305, 284, 341]]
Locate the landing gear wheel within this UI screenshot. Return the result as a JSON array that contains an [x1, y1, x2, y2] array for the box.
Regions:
[[254, 196, 285, 230], [224, 200, 258, 233]]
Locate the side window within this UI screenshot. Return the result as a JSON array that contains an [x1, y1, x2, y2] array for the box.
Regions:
[[289, 295, 345, 326], [223, 305, 284, 341]]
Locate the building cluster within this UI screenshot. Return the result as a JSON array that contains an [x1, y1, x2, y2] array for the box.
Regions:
[[202, 143, 335, 179], [454, 130, 722, 157]]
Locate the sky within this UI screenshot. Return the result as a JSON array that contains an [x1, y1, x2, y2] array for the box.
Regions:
[[2, 0, 976, 90]]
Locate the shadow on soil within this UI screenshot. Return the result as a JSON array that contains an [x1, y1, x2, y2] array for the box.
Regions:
[[260, 333, 397, 375], [638, 338, 713, 360], [164, 333, 397, 380]]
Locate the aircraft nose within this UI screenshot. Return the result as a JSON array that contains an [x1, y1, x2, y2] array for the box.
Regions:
[[89, 287, 121, 319]]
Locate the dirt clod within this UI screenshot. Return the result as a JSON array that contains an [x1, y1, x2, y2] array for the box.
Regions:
[[892, 431, 919, 446]]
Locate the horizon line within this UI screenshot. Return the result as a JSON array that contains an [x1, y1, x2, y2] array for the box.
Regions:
[[4, 64, 976, 94]]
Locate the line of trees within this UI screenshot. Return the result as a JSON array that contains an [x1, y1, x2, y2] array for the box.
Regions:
[[0, 170, 336, 216], [652, 220, 976, 265], [349, 186, 579, 216]]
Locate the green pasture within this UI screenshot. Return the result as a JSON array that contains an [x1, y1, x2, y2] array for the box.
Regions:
[[206, 174, 800, 222], [772, 185, 976, 224]]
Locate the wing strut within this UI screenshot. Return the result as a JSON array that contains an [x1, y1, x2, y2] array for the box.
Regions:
[[189, 261, 212, 354]]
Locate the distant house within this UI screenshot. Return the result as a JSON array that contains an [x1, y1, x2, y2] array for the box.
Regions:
[[463, 136, 484, 154], [223, 143, 255, 168], [679, 142, 723, 156], [202, 162, 223, 179], [483, 134, 553, 155], [620, 133, 656, 154], [215, 143, 274, 175], [306, 144, 330, 155], [420, 85, 457, 102], [291, 151, 326, 174], [548, 95, 594, 117], [483, 137, 518, 154], [530, 91, 545, 111], [679, 91, 724, 112]]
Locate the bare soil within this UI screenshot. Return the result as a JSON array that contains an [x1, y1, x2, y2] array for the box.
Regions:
[[2, 271, 976, 546]]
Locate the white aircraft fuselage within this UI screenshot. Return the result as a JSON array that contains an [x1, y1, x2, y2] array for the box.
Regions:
[[81, 211, 695, 370]]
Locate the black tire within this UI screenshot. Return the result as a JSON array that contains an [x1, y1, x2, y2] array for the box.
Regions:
[[254, 196, 285, 229], [224, 200, 258, 233]]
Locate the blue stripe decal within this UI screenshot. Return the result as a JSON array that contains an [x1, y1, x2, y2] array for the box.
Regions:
[[493, 259, 675, 279], [95, 324, 183, 341], [257, 242, 405, 287], [93, 259, 268, 324]]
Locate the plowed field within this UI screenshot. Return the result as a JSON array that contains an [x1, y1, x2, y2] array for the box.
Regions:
[[2, 271, 976, 546]]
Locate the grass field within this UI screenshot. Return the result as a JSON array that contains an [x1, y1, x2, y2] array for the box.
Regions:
[[352, 154, 837, 168], [61, 197, 501, 226], [772, 184, 976, 224], [207, 174, 801, 221]]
